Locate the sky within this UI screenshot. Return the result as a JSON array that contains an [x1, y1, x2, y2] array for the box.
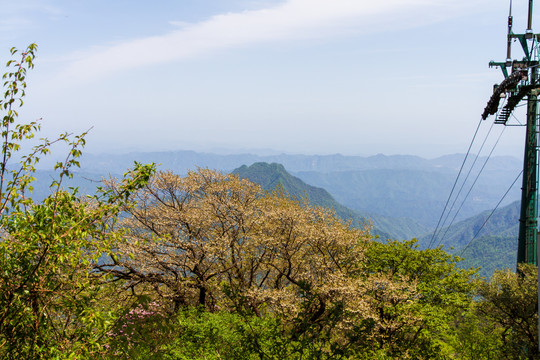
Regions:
[[0, 0, 536, 158]]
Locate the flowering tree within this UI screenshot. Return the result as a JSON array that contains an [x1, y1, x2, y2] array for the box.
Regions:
[[99, 169, 481, 358], [99, 169, 369, 317]]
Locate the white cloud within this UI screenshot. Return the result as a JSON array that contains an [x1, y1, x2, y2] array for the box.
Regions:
[[60, 0, 488, 82], [1, 0, 63, 24], [0, 0, 64, 42]]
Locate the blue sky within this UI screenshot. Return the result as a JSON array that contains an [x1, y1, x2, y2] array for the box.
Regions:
[[0, 0, 534, 157]]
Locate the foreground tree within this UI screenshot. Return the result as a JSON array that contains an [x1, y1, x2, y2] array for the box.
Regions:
[[476, 264, 538, 360], [100, 169, 369, 313], [354, 239, 477, 358], [0, 45, 155, 359], [99, 169, 483, 359]]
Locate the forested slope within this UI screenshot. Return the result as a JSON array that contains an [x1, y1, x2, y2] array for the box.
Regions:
[[419, 201, 519, 278], [233, 162, 430, 240]]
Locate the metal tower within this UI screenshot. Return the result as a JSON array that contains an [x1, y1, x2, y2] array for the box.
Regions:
[[482, 0, 540, 266]]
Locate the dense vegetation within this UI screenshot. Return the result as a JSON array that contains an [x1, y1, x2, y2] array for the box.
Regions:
[[0, 45, 538, 359]]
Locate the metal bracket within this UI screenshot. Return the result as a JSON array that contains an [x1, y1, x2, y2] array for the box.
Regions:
[[489, 61, 509, 78]]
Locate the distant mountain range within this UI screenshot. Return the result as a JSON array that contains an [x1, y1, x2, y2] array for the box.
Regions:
[[76, 150, 522, 228], [293, 167, 519, 227], [77, 150, 521, 174]]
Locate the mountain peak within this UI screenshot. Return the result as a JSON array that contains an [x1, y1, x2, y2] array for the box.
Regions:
[[232, 162, 429, 240]]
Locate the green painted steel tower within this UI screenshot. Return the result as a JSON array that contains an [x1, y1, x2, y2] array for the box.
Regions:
[[482, 0, 540, 267], [518, 79, 538, 265], [481, 2, 540, 353]]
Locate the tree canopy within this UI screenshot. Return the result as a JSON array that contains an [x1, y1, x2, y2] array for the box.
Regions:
[[0, 44, 537, 360]]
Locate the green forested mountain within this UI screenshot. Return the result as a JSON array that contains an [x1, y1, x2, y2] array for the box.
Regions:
[[232, 162, 429, 240], [419, 200, 520, 278], [458, 235, 518, 278], [421, 200, 519, 250]]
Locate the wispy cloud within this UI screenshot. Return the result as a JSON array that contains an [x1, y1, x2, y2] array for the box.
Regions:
[[60, 0, 487, 82], [1, 0, 63, 29]]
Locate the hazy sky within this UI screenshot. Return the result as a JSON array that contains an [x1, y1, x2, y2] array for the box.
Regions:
[[0, 0, 534, 157]]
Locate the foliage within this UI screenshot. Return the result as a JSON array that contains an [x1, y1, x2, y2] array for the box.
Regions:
[[445, 264, 539, 360], [100, 169, 488, 359], [475, 264, 539, 360], [341, 239, 477, 358], [447, 305, 504, 360], [107, 307, 350, 360], [100, 169, 370, 319], [104, 300, 173, 359], [0, 44, 155, 359]]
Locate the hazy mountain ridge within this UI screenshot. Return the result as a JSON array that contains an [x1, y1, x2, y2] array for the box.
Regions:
[[419, 200, 519, 250], [231, 160, 522, 278], [75, 150, 521, 228], [77, 150, 521, 174], [294, 167, 520, 227], [233, 162, 430, 240], [418, 200, 520, 277], [30, 170, 110, 201], [232, 162, 521, 278]]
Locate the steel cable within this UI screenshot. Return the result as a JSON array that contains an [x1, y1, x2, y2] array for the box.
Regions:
[[457, 169, 523, 257], [427, 118, 484, 249], [434, 122, 497, 244], [436, 125, 507, 248]]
